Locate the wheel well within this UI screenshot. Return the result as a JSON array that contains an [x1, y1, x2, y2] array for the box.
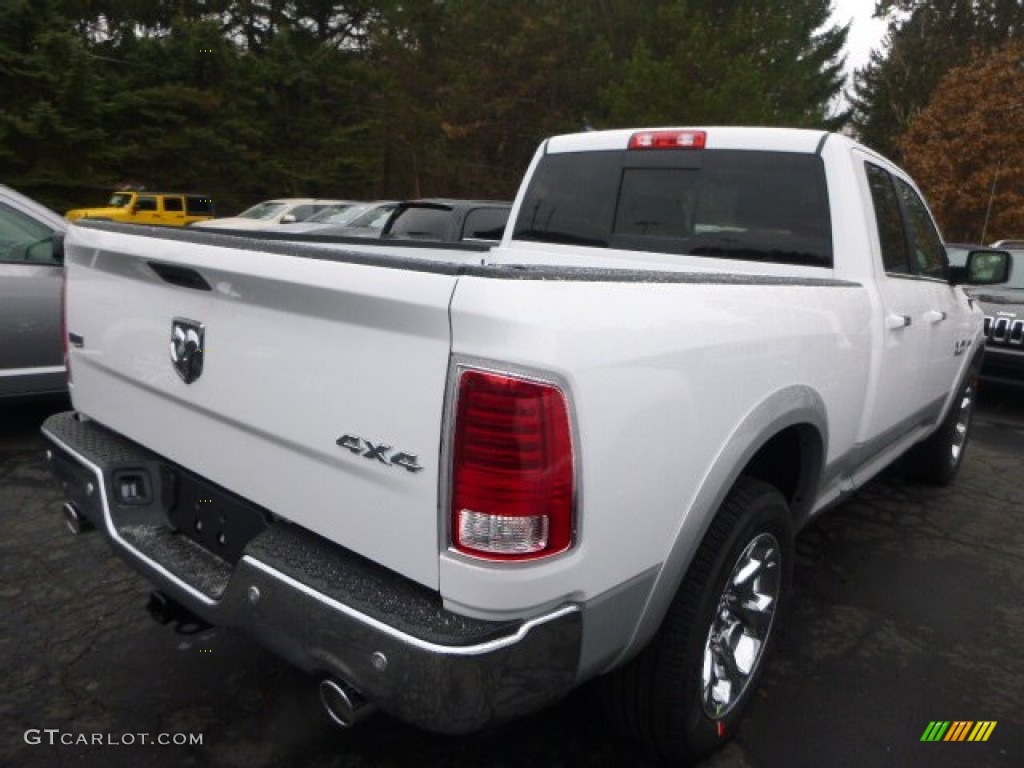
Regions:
[[742, 424, 822, 522], [613, 422, 824, 668]]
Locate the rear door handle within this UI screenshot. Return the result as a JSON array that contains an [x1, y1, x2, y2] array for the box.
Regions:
[[923, 310, 947, 324], [885, 313, 912, 330]]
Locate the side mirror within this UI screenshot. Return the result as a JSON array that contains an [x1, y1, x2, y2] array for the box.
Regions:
[[16, 233, 63, 264], [949, 248, 1011, 285], [280, 214, 297, 224]]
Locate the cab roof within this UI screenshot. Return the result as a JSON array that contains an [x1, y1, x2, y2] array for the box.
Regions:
[[545, 126, 841, 155]]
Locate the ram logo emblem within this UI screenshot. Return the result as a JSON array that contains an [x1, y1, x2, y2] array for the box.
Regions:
[[170, 318, 205, 384]]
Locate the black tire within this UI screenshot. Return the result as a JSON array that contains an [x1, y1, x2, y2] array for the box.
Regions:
[[903, 373, 977, 486], [600, 477, 793, 763]]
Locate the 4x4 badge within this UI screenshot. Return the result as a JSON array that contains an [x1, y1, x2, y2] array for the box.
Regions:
[[170, 318, 205, 383], [336, 433, 423, 473]]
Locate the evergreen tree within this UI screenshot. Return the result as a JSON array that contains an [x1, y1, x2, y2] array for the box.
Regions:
[[600, 0, 848, 129], [0, 1, 884, 210], [369, 0, 612, 198], [0, 0, 109, 208]]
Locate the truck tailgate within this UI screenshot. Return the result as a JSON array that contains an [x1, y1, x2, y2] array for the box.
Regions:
[[64, 224, 459, 589]]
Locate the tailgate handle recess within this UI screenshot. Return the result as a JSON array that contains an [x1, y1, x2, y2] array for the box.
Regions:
[[148, 262, 212, 292]]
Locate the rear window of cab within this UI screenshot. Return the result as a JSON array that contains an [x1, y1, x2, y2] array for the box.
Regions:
[[512, 148, 833, 268]]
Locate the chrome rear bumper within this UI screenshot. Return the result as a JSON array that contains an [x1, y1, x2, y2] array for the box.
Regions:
[[42, 411, 582, 733]]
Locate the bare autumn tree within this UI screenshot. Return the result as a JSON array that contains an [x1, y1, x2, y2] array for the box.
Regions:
[[898, 42, 1024, 244]]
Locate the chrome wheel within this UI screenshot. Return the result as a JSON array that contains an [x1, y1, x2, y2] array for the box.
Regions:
[[950, 381, 975, 465], [701, 532, 781, 718], [599, 478, 791, 762]]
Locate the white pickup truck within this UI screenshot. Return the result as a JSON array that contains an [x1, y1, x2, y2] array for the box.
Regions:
[[43, 127, 1009, 762]]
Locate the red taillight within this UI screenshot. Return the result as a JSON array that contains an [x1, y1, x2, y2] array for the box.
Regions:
[[628, 129, 706, 150], [60, 266, 71, 384], [451, 369, 574, 561]]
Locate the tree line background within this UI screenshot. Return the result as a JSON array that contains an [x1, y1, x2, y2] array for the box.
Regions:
[[1, 0, 1021, 241]]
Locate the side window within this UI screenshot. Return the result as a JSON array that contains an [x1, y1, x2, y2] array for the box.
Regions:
[[864, 162, 910, 274], [289, 205, 316, 221], [0, 202, 56, 264], [162, 196, 184, 212], [893, 177, 947, 279], [135, 196, 158, 212], [462, 208, 509, 241], [186, 197, 213, 215], [388, 207, 450, 239]]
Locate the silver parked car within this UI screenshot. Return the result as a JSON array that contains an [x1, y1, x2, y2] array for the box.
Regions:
[[192, 198, 352, 231], [0, 184, 67, 400], [269, 200, 366, 233], [301, 201, 399, 237]]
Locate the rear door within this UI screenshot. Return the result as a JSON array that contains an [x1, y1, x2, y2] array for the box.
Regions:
[[161, 196, 187, 226], [859, 157, 966, 444], [889, 174, 976, 405], [64, 225, 465, 589]]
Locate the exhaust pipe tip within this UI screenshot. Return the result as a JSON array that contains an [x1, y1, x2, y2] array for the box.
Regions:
[[146, 591, 211, 635], [319, 679, 375, 728], [62, 502, 93, 535]]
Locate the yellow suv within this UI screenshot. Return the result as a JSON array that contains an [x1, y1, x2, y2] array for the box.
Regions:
[[66, 191, 215, 227]]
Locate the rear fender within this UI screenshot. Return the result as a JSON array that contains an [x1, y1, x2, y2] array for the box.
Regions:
[[614, 385, 827, 667]]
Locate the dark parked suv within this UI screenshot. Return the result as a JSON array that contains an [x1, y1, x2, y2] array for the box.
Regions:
[[948, 244, 1024, 387], [383, 199, 511, 242], [975, 251, 1024, 387], [310, 199, 511, 243]]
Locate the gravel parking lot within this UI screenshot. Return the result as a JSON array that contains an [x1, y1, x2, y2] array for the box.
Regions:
[[2, 389, 1021, 767]]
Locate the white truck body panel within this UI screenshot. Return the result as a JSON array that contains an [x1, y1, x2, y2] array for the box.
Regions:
[[44, 126, 989, 742], [66, 225, 462, 588], [440, 275, 874, 618]]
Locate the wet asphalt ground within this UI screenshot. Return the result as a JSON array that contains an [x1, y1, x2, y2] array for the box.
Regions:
[[1, 388, 1021, 768]]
